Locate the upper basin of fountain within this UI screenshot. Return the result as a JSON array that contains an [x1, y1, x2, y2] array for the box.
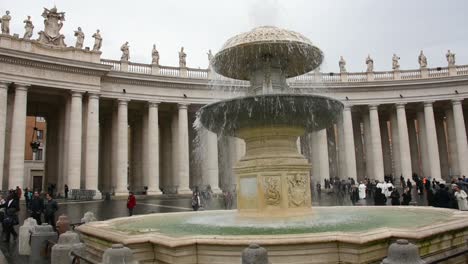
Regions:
[[212, 26, 323, 80]]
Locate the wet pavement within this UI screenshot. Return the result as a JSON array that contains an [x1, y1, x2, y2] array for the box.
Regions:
[[0, 188, 431, 264]]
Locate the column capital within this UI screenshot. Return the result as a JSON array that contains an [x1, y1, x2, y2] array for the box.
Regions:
[[369, 104, 379, 110], [451, 98, 463, 105], [88, 93, 100, 100], [177, 103, 189, 109], [423, 101, 434, 107], [14, 83, 29, 91], [0, 81, 10, 89], [148, 101, 160, 108], [70, 90, 84, 98], [117, 98, 130, 105], [395, 102, 406, 109], [343, 104, 353, 111]]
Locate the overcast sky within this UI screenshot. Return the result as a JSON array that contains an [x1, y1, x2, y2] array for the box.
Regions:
[[1, 0, 467, 72]]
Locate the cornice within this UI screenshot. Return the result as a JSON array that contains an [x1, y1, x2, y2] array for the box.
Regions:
[[0, 47, 111, 77]]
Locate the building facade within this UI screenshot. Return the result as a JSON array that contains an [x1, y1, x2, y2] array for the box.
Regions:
[[1, 12, 468, 198]]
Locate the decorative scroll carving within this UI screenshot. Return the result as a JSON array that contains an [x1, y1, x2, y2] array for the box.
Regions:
[[264, 176, 281, 206], [287, 173, 307, 207]]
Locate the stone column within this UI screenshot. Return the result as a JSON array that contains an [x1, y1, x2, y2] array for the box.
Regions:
[[436, 115, 449, 179], [396, 103, 413, 180], [147, 102, 162, 195], [353, 114, 365, 181], [0, 82, 8, 190], [407, 117, 419, 178], [452, 99, 468, 177], [177, 103, 191, 194], [380, 117, 392, 176], [115, 99, 129, 196], [66, 91, 83, 190], [342, 105, 357, 180], [369, 105, 385, 181], [84, 94, 101, 199], [424, 102, 441, 179], [337, 120, 346, 179], [201, 128, 222, 193], [363, 112, 373, 179], [8, 85, 28, 189], [445, 108, 459, 178], [314, 129, 330, 185], [417, 111, 429, 177], [390, 111, 401, 178]]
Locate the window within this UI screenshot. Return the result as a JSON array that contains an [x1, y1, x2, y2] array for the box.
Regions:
[[36, 130, 44, 140], [35, 149, 43, 161]]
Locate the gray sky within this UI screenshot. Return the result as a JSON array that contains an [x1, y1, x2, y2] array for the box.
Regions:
[[1, 0, 467, 72]]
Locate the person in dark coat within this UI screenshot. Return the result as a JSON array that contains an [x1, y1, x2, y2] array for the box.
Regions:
[[374, 188, 387, 206], [127, 192, 136, 216], [64, 184, 69, 199], [390, 188, 401, 205], [350, 185, 360, 205], [407, 179, 413, 191], [44, 193, 58, 229], [433, 184, 452, 208], [3, 192, 19, 242], [401, 187, 412, 205], [29, 191, 44, 225]]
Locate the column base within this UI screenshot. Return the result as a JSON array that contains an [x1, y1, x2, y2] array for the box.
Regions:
[[147, 189, 163, 195], [114, 190, 129, 196], [93, 191, 102, 200], [177, 187, 192, 195]]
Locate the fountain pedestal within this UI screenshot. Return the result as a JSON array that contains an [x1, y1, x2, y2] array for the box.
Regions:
[[235, 126, 311, 216]]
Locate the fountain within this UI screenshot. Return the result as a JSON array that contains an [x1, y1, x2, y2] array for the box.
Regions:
[[78, 27, 468, 264]]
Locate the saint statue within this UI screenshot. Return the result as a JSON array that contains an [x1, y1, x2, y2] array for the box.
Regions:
[[23, 16, 34, 40], [92, 29, 102, 51], [74, 27, 85, 49], [366, 55, 374, 72], [37, 7, 66, 47], [418, 50, 427, 68], [120, 41, 130, 61], [207, 49, 214, 69], [179, 47, 187, 68], [339, 56, 346, 73], [446, 50, 456, 67], [0, 11, 11, 35], [152, 44, 159, 65], [392, 54, 400, 70]]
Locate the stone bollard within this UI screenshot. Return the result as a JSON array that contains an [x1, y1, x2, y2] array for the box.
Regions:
[[101, 244, 139, 264], [242, 244, 270, 264], [29, 223, 59, 264], [56, 214, 70, 235], [51, 231, 85, 264], [381, 239, 426, 264], [18, 217, 37, 255], [81, 211, 97, 223]]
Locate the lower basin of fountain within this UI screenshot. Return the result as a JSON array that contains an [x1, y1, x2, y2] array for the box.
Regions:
[[77, 207, 468, 264]]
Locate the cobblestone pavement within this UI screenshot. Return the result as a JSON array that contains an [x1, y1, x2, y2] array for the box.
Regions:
[[0, 188, 430, 264]]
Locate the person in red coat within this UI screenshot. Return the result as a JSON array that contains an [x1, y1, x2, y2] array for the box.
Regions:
[[127, 192, 136, 216]]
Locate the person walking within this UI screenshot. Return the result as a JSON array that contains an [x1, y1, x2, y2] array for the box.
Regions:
[[374, 188, 387, 206], [191, 192, 201, 211], [401, 187, 412, 205], [3, 192, 19, 242], [44, 193, 58, 230], [64, 184, 69, 199], [29, 191, 44, 225], [350, 185, 360, 205], [390, 188, 401, 205], [24, 188, 30, 209], [127, 192, 136, 216], [453, 185, 468, 211]]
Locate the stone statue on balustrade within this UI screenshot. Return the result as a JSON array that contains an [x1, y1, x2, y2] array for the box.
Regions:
[[446, 50, 456, 67], [37, 7, 66, 47], [152, 44, 159, 65], [418, 50, 427, 68], [366, 55, 374, 72], [92, 29, 102, 51], [392, 54, 400, 70], [74, 27, 84, 49], [207, 49, 214, 69], [23, 16, 34, 40], [339, 56, 346, 73], [121, 41, 130, 61], [0, 11, 11, 35], [179, 47, 187, 68]]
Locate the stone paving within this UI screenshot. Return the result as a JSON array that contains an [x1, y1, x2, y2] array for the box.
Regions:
[[0, 189, 429, 264]]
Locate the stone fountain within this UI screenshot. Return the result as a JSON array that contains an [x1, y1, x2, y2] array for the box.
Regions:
[[77, 27, 468, 264], [198, 26, 342, 215]]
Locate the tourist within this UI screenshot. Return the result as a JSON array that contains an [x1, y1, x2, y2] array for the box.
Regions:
[[358, 181, 366, 200], [3, 192, 19, 242], [390, 188, 400, 206], [374, 188, 387, 206], [453, 185, 468, 211], [44, 193, 58, 229], [426, 187, 435, 206], [64, 184, 69, 199], [24, 187, 30, 209], [433, 184, 452, 209], [127, 192, 136, 216], [316, 183, 321, 196], [0, 195, 6, 238], [29, 191, 44, 225], [192, 191, 201, 211], [15, 186, 22, 201], [401, 187, 412, 205], [224, 190, 233, 210], [406, 179, 412, 191], [350, 185, 359, 205]]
